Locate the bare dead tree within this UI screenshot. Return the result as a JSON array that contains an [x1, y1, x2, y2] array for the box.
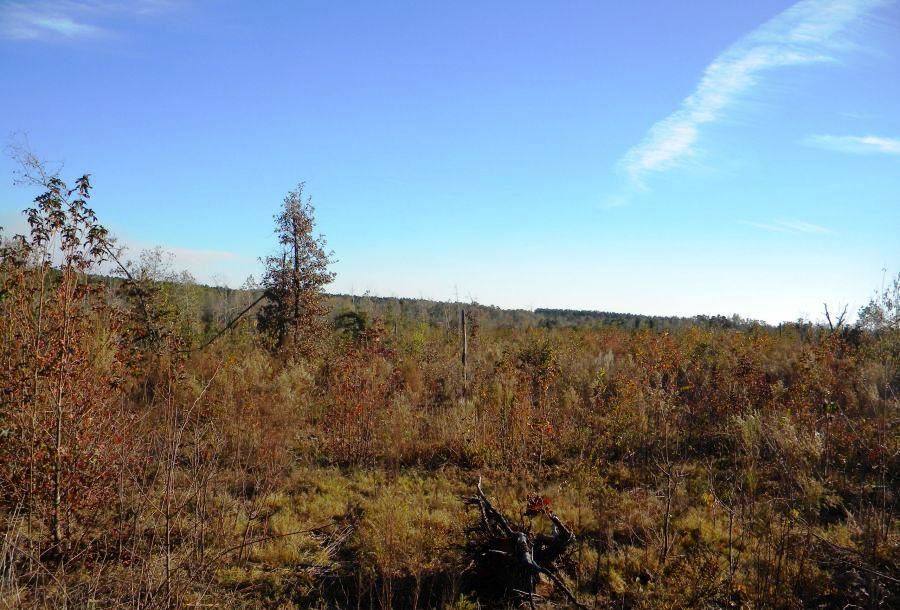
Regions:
[[461, 307, 468, 394], [824, 303, 847, 331]]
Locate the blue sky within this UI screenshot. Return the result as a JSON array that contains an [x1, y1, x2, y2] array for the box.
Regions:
[[1, 0, 898, 323]]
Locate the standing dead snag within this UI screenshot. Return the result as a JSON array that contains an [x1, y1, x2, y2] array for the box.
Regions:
[[463, 478, 587, 609]]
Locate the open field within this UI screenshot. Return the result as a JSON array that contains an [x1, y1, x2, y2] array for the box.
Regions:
[[4, 1, 900, 607], [1, 177, 897, 608]]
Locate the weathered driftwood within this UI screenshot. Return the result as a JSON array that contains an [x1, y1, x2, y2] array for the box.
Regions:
[[463, 478, 587, 609]]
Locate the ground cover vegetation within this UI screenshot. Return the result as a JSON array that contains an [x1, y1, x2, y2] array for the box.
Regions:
[[1, 167, 897, 609]]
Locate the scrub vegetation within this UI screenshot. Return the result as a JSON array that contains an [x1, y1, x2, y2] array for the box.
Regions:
[[1, 168, 897, 609]]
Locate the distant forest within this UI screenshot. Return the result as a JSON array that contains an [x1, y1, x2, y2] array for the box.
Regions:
[[89, 273, 779, 338]]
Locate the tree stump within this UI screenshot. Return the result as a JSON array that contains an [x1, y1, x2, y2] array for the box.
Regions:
[[463, 478, 587, 609]]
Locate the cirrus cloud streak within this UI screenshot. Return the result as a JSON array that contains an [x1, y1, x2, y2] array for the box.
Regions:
[[0, 1, 175, 41], [739, 219, 833, 234], [619, 0, 891, 185], [806, 134, 900, 155]]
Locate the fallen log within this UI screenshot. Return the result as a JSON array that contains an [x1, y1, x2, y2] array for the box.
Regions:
[[463, 478, 588, 609]]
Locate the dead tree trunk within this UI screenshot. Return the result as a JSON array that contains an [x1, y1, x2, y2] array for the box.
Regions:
[[460, 308, 468, 395], [463, 478, 587, 609]]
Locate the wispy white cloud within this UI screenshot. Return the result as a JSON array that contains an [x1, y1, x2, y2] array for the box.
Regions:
[[0, 1, 175, 41], [805, 134, 900, 155], [740, 219, 833, 234], [1, 2, 98, 40], [619, 0, 890, 185]]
